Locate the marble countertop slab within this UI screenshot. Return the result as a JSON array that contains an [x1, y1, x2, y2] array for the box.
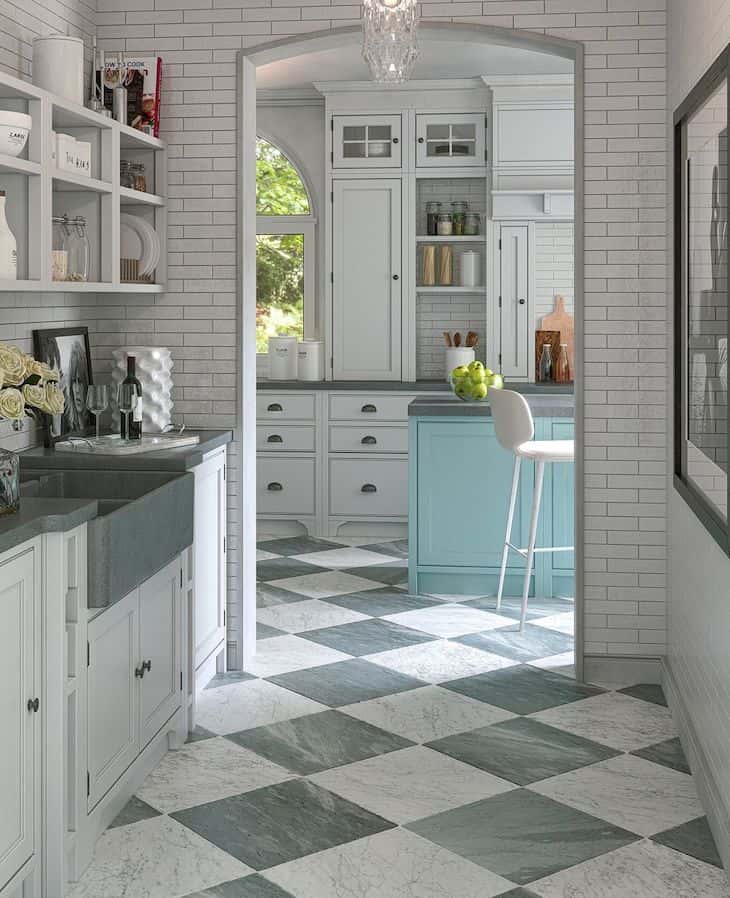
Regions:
[[0, 496, 99, 556], [258, 379, 574, 395], [409, 395, 575, 418]]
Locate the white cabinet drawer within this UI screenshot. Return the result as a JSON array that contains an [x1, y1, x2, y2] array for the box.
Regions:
[[329, 424, 408, 453], [257, 458, 316, 516], [257, 393, 315, 421], [329, 394, 413, 422], [329, 458, 408, 517], [257, 425, 316, 452]]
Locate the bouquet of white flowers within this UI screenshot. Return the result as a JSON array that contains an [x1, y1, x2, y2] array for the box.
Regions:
[[0, 342, 65, 423]]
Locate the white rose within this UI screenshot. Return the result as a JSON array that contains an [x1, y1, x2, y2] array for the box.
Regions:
[[44, 383, 65, 416], [0, 387, 25, 420], [28, 359, 59, 382], [23, 383, 49, 413], [0, 344, 28, 386]]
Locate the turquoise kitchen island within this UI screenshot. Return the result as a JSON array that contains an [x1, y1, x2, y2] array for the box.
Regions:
[[408, 393, 574, 599]]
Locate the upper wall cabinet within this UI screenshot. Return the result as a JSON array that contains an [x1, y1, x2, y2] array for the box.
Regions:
[[415, 113, 486, 167], [333, 115, 402, 168], [492, 101, 573, 170]]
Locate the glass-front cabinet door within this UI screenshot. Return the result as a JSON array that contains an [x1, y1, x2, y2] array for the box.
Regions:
[[332, 115, 402, 168], [416, 113, 486, 167]]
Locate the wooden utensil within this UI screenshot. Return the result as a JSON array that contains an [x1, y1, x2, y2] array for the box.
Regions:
[[465, 331, 477, 348], [443, 331, 452, 347], [453, 332, 462, 347], [541, 295, 574, 376]]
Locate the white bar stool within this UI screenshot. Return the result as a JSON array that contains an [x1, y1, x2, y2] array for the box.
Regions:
[[487, 389, 574, 631]]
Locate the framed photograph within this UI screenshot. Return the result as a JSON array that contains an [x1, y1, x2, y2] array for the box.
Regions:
[[32, 327, 94, 444], [674, 43, 730, 554]]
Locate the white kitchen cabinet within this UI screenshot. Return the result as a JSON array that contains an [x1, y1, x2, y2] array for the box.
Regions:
[[498, 223, 529, 379], [0, 545, 40, 894], [333, 179, 402, 381], [257, 456, 317, 516], [416, 113, 486, 167], [329, 457, 408, 517], [332, 115, 401, 168], [492, 101, 573, 171]]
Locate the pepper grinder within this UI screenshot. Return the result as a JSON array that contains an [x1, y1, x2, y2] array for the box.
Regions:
[[112, 52, 127, 125]]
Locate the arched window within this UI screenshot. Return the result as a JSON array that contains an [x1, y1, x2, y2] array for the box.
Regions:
[[256, 137, 315, 354]]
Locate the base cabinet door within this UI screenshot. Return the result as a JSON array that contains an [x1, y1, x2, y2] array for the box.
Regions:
[[0, 547, 39, 892], [87, 592, 139, 810], [139, 558, 182, 749], [193, 453, 226, 675]]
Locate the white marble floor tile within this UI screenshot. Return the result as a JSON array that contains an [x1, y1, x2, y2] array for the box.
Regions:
[[529, 650, 576, 678], [531, 839, 730, 898], [532, 612, 574, 635], [264, 827, 515, 898], [257, 598, 369, 634], [384, 604, 514, 638], [531, 691, 676, 752], [67, 815, 251, 898], [268, 570, 384, 599], [292, 547, 398, 569], [257, 549, 281, 562], [195, 677, 327, 736], [530, 754, 703, 837], [366, 639, 518, 684], [136, 737, 293, 813], [310, 745, 515, 824], [243, 634, 353, 677], [341, 685, 516, 743]]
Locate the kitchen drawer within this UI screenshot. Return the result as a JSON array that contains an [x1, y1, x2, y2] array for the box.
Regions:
[[257, 424, 316, 452], [329, 457, 408, 517], [257, 457, 316, 516], [256, 393, 315, 421], [329, 394, 414, 422], [329, 424, 408, 454]]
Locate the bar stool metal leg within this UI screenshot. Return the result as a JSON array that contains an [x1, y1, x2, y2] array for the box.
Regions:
[[496, 456, 521, 610], [520, 460, 545, 631]]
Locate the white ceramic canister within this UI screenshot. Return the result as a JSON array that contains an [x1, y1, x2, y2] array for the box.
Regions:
[[460, 250, 481, 287], [32, 35, 84, 106], [268, 335, 298, 380], [0, 191, 18, 280], [297, 340, 324, 381], [445, 347, 475, 383]]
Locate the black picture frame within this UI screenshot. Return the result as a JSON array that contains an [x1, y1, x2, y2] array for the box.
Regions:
[[674, 43, 730, 555], [32, 326, 94, 446]]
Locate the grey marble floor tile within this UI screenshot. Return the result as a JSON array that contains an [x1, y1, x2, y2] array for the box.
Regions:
[[183, 875, 295, 898], [632, 736, 690, 774], [618, 683, 667, 706], [463, 596, 574, 622], [256, 536, 345, 556], [358, 538, 410, 559], [108, 796, 161, 829], [443, 665, 604, 715], [652, 816, 724, 868], [530, 839, 730, 898], [341, 563, 409, 586], [530, 754, 703, 837], [456, 624, 573, 663], [264, 828, 515, 898], [171, 778, 395, 871], [325, 587, 442, 617], [302, 617, 437, 656], [257, 622, 286, 640], [205, 672, 256, 690], [407, 788, 637, 885], [268, 658, 427, 707], [494, 890, 542, 898], [187, 725, 217, 744], [257, 582, 311, 608], [427, 717, 619, 786], [257, 557, 329, 582], [226, 709, 412, 775]]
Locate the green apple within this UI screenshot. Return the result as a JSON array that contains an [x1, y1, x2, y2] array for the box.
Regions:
[[468, 361, 484, 373], [473, 382, 488, 399], [488, 373, 504, 389], [452, 365, 469, 381], [483, 367, 493, 378]]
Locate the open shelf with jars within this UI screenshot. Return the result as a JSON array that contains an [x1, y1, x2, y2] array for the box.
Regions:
[[0, 68, 166, 293]]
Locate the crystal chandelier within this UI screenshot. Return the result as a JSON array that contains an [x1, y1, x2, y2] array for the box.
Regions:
[[362, 0, 420, 84]]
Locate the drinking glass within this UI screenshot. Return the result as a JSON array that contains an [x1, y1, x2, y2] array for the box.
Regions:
[[86, 385, 109, 443], [117, 383, 137, 441]]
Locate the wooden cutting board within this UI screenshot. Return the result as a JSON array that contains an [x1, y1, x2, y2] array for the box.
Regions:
[[541, 295, 574, 374]]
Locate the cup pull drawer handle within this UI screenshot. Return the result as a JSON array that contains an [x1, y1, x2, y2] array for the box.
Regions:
[[361, 435, 377, 445], [267, 434, 283, 443], [267, 482, 283, 491], [361, 404, 377, 413], [267, 403, 283, 412], [361, 483, 377, 493]]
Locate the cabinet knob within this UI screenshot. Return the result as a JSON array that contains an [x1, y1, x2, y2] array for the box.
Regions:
[[361, 435, 377, 445], [418, 137, 425, 144], [518, 298, 526, 305], [361, 403, 377, 413], [361, 483, 377, 493], [392, 137, 399, 144], [27, 697, 39, 713], [267, 482, 283, 491], [267, 434, 283, 443], [392, 274, 399, 281], [267, 403, 283, 412]]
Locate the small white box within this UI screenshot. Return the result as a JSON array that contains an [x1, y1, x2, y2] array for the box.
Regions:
[[56, 133, 76, 173], [74, 139, 91, 177]]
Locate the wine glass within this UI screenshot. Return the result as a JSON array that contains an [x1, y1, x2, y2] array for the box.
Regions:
[[117, 383, 137, 441], [86, 385, 109, 443]]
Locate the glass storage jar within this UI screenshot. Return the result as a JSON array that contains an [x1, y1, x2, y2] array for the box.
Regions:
[[63, 217, 90, 282], [120, 160, 147, 192], [51, 217, 68, 282], [437, 213, 453, 236], [425, 201, 441, 236], [451, 201, 468, 236], [464, 211, 481, 236], [120, 159, 135, 189]]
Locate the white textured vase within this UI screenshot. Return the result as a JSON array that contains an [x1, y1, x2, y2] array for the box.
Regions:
[[111, 347, 173, 434]]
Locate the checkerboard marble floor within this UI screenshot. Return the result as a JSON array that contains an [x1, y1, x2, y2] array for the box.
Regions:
[[70, 536, 729, 898]]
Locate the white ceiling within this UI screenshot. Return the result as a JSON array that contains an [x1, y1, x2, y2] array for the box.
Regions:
[[256, 40, 573, 91]]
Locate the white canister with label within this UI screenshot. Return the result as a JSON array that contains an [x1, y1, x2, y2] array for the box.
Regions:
[[32, 35, 84, 106], [268, 336, 298, 380], [460, 250, 481, 287], [297, 341, 324, 381]]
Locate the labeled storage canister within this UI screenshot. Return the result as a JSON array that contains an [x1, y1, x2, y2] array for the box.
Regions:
[[268, 335, 298, 380], [297, 340, 324, 381], [32, 35, 84, 105], [460, 250, 480, 287]]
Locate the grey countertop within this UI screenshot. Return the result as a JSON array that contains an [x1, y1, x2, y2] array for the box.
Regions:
[[0, 496, 99, 556], [20, 429, 233, 473], [258, 379, 574, 395], [409, 394, 575, 418]]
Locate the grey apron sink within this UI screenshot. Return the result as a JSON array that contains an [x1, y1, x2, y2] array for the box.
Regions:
[[21, 469, 194, 607]]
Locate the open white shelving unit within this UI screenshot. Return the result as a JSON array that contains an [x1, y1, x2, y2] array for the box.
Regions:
[[0, 69, 166, 294]]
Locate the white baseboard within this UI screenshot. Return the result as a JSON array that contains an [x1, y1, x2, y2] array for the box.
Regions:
[[582, 654, 663, 688], [663, 659, 730, 872]]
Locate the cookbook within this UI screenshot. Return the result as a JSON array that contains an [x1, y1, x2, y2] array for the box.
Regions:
[[96, 56, 162, 137]]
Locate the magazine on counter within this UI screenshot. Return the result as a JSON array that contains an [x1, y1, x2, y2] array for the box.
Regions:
[[95, 56, 162, 137]]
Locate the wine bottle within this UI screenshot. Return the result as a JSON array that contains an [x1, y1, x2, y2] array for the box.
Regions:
[[121, 355, 143, 440]]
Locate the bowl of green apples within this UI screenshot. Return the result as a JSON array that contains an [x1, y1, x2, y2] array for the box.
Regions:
[[451, 361, 504, 401]]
